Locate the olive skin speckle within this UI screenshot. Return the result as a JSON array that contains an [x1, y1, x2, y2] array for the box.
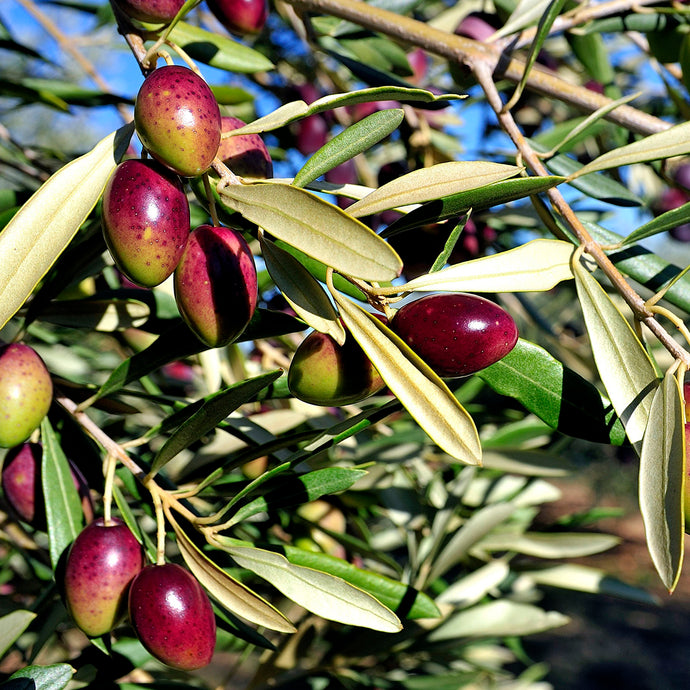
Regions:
[[134, 65, 221, 178], [391, 293, 518, 378], [129, 563, 216, 671]]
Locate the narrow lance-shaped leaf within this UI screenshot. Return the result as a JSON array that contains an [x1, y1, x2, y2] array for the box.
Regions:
[[639, 365, 685, 592], [332, 292, 482, 465], [151, 370, 282, 475], [0, 123, 133, 330], [399, 239, 574, 294], [170, 519, 296, 633], [347, 161, 523, 218], [33, 297, 150, 332], [621, 201, 690, 247], [224, 544, 402, 632], [0, 610, 36, 658], [261, 235, 345, 343], [41, 417, 83, 569], [219, 182, 402, 281], [293, 108, 404, 188], [6, 663, 75, 690], [572, 254, 659, 453]]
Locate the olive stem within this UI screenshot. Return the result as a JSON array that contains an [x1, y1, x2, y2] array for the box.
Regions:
[[102, 453, 117, 526], [149, 486, 167, 565]]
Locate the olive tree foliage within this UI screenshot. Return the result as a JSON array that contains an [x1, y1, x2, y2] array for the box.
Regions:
[[0, 0, 689, 687]]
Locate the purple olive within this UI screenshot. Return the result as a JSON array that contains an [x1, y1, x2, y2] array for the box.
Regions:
[[64, 517, 144, 637], [113, 0, 184, 23], [174, 224, 258, 347], [129, 563, 216, 670], [288, 329, 385, 406], [206, 0, 268, 35], [0, 343, 52, 449], [217, 116, 273, 179], [102, 159, 190, 287], [134, 65, 221, 178], [1, 442, 94, 529], [391, 293, 518, 378]]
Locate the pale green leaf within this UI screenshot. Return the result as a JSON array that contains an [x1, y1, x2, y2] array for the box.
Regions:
[[294, 109, 404, 188], [225, 544, 402, 632], [572, 255, 659, 453], [0, 123, 133, 330], [260, 236, 344, 343], [435, 560, 510, 608], [234, 101, 310, 135], [0, 610, 36, 657], [400, 239, 573, 293], [332, 293, 481, 465], [347, 162, 523, 218], [428, 600, 569, 641], [41, 417, 83, 568], [571, 121, 690, 178], [492, 0, 554, 39], [639, 366, 685, 592], [171, 521, 296, 633], [7, 662, 75, 690], [219, 182, 402, 281], [478, 531, 620, 558], [33, 298, 150, 331]]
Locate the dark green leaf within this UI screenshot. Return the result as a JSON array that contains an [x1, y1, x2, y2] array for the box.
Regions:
[[6, 663, 74, 690], [621, 201, 690, 246], [478, 339, 626, 445]]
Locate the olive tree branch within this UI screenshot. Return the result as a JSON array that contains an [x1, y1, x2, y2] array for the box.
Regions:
[[286, 0, 670, 136]]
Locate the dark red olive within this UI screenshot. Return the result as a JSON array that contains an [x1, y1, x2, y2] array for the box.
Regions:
[[63, 517, 144, 637], [102, 159, 190, 287], [113, 0, 184, 23], [206, 0, 268, 35], [217, 116, 273, 179], [129, 563, 216, 670], [391, 293, 518, 378], [134, 65, 221, 178]]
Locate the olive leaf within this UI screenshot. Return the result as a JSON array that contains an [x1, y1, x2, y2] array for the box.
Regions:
[[331, 292, 482, 465], [222, 544, 403, 632], [399, 239, 574, 293], [0, 122, 133, 330], [5, 663, 75, 690], [170, 520, 296, 633], [347, 161, 523, 217], [260, 236, 345, 343], [639, 365, 685, 592], [478, 531, 621, 558], [32, 297, 150, 331], [572, 254, 659, 453], [0, 610, 36, 658], [219, 182, 402, 281]]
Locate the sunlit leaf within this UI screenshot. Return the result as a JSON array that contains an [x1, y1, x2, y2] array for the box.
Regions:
[[639, 366, 685, 592], [41, 417, 83, 569], [347, 161, 523, 217], [479, 531, 620, 558], [0, 123, 133, 330], [6, 663, 74, 690], [219, 182, 402, 281], [0, 610, 36, 658], [332, 293, 481, 465], [261, 236, 344, 342], [151, 370, 282, 475], [571, 121, 690, 178], [572, 255, 659, 453], [34, 298, 150, 331], [427, 600, 569, 641], [435, 560, 511, 608], [400, 239, 573, 293], [223, 544, 402, 632], [293, 108, 404, 188], [171, 520, 296, 633], [166, 22, 274, 72], [621, 201, 690, 246]]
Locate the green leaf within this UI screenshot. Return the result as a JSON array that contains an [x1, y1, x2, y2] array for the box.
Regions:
[[427, 600, 569, 641], [0, 123, 133, 330], [223, 544, 402, 632], [0, 610, 36, 658], [151, 370, 282, 475], [281, 546, 440, 619], [41, 417, 83, 569], [347, 161, 523, 217], [171, 520, 296, 633], [293, 108, 404, 188], [478, 338, 627, 445], [219, 182, 402, 281], [33, 297, 150, 331], [492, 0, 554, 38], [399, 239, 573, 293], [572, 255, 659, 453], [260, 236, 344, 342], [571, 121, 690, 178], [381, 175, 565, 236], [6, 663, 74, 690], [479, 531, 620, 558], [166, 22, 274, 73], [332, 293, 481, 465], [567, 31, 614, 85], [639, 366, 685, 592], [621, 201, 690, 246]]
